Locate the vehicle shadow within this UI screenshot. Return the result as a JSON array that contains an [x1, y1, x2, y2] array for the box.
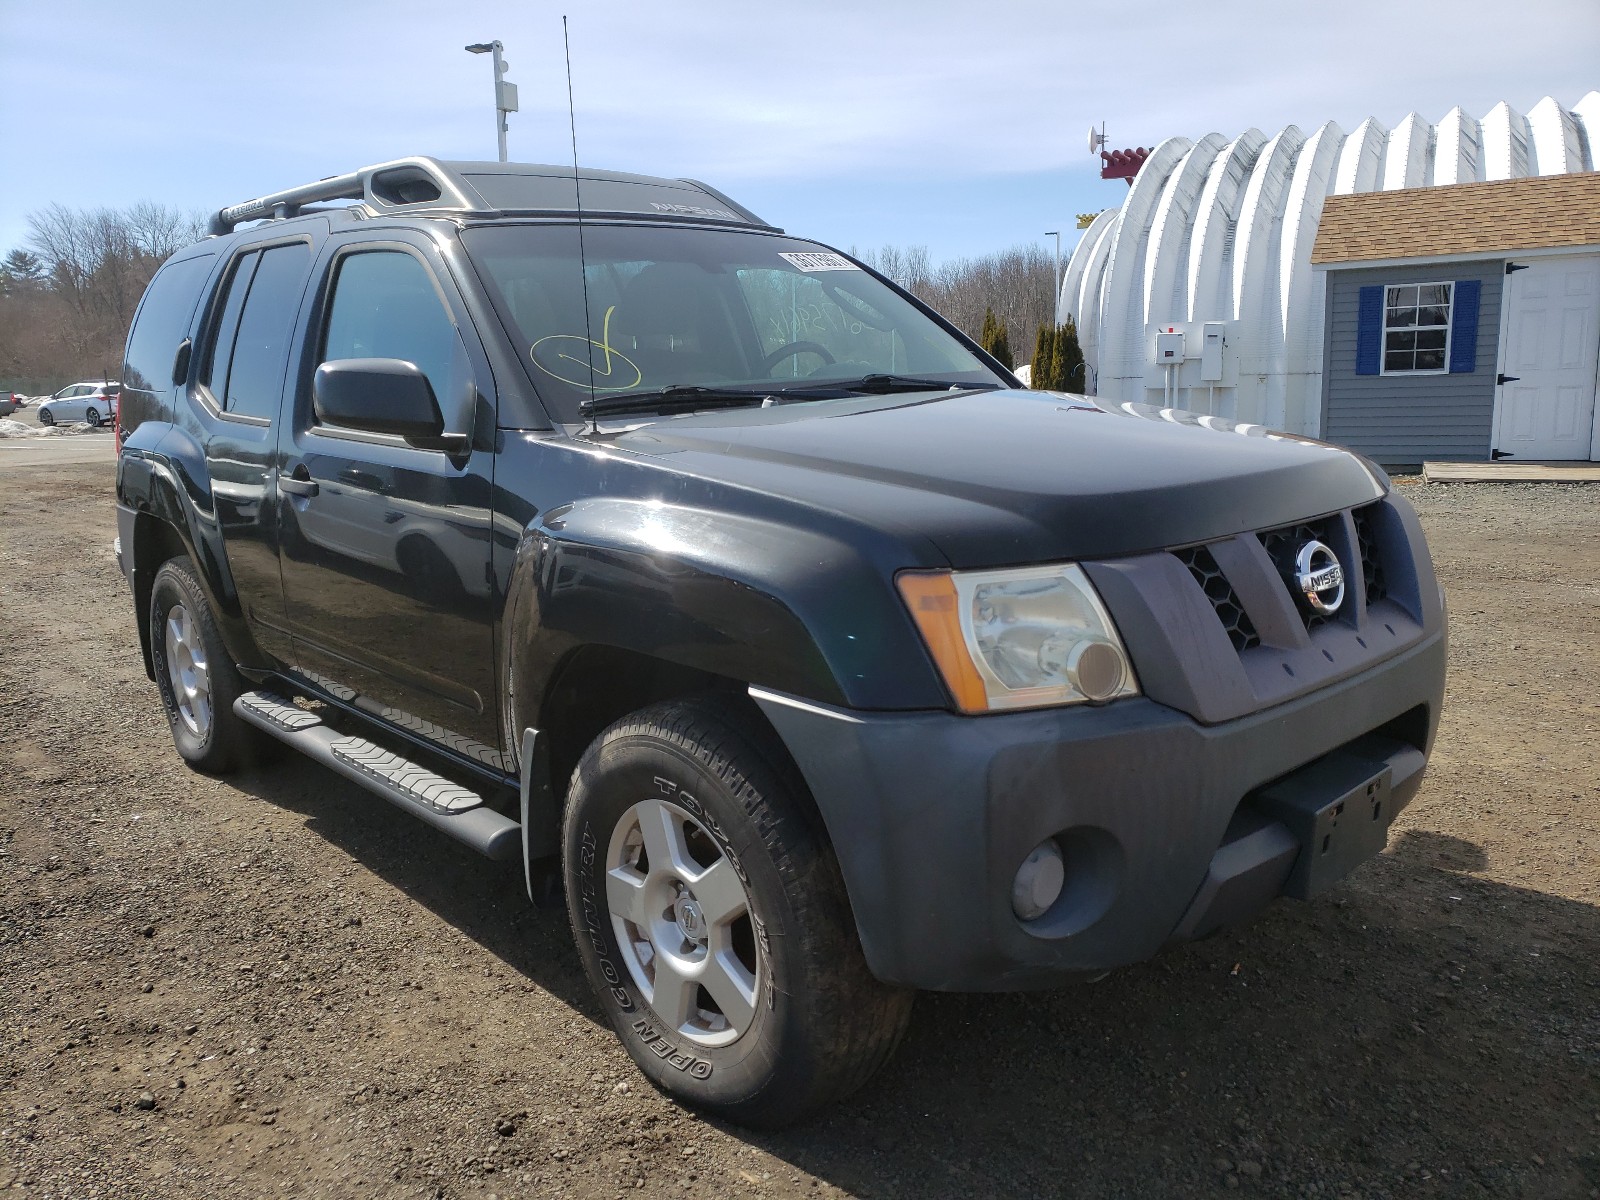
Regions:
[[226, 754, 602, 1020], [228, 757, 1599, 1199], [746, 827, 1600, 1198]]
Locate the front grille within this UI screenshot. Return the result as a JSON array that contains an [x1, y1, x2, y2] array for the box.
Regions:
[[1176, 544, 1260, 652], [1353, 504, 1387, 606], [1258, 516, 1342, 633]]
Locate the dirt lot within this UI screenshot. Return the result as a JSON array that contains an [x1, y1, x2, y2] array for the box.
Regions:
[[2, 461, 1596, 1200]]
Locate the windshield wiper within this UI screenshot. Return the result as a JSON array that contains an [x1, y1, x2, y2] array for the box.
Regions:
[[578, 375, 979, 425], [824, 374, 976, 395], [580, 385, 774, 422]]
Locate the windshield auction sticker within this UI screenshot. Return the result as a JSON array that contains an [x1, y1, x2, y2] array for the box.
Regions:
[[778, 251, 860, 272]]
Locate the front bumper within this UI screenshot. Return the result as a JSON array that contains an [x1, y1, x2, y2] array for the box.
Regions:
[[752, 629, 1446, 991]]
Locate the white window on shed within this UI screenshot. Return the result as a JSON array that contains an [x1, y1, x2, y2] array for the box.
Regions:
[[1382, 283, 1453, 374]]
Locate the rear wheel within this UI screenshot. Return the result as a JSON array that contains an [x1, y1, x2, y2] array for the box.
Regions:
[[562, 697, 913, 1129], [83, 407, 101, 427], [149, 557, 268, 773]]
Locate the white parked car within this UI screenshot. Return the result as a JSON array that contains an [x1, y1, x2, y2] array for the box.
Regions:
[[37, 381, 120, 427]]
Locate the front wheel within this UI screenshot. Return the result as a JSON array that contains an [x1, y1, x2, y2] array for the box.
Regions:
[[562, 697, 913, 1128], [37, 407, 54, 426]]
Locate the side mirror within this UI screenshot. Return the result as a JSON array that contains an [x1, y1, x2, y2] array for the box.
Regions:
[[312, 359, 463, 451]]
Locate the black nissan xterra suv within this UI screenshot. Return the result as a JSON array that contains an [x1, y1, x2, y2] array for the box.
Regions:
[[116, 157, 1446, 1127]]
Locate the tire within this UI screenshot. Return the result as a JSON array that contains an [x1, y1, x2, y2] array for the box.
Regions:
[[148, 556, 267, 774], [83, 407, 100, 427], [562, 696, 914, 1129], [37, 407, 54, 427]]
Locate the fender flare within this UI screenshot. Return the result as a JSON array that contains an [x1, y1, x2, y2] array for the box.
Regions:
[[118, 424, 269, 674], [500, 495, 949, 762]]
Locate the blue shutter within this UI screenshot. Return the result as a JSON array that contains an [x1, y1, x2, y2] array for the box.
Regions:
[[1449, 279, 1481, 373], [1356, 285, 1383, 375]]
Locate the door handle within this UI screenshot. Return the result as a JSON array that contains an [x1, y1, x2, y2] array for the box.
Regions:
[[1497, 374, 1520, 385], [280, 465, 319, 497]]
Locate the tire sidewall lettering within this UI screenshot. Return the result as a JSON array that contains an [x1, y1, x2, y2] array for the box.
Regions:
[[573, 759, 783, 1083], [577, 821, 635, 1015]]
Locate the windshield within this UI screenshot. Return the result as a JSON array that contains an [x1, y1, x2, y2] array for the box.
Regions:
[[461, 224, 1001, 424]]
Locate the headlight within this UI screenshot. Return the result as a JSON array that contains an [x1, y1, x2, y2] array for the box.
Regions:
[[897, 563, 1139, 713]]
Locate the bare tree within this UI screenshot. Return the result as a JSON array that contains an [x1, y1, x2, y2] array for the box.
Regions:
[[4, 202, 205, 391], [851, 242, 1057, 365]]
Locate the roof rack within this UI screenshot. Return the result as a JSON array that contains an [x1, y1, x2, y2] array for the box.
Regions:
[[208, 157, 776, 235]]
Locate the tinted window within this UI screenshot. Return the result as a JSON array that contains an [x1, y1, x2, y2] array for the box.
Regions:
[[202, 250, 259, 403], [460, 224, 995, 424], [224, 242, 312, 420], [321, 251, 456, 406], [124, 255, 215, 398]]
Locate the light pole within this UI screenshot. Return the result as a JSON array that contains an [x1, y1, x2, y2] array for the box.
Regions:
[[1044, 231, 1061, 323], [465, 41, 518, 163]]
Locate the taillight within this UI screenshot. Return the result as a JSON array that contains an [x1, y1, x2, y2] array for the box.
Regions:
[[114, 395, 123, 454]]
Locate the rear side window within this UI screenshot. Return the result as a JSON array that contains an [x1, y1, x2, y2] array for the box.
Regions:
[[320, 250, 456, 406], [205, 242, 313, 421], [124, 256, 215, 398], [203, 250, 259, 403]]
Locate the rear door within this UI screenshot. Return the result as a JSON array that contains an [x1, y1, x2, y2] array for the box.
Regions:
[[276, 234, 502, 764], [55, 384, 91, 418], [188, 234, 319, 662], [1494, 254, 1600, 460]]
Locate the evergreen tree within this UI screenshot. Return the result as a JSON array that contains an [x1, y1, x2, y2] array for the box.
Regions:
[[1, 249, 45, 282], [1031, 323, 1058, 389], [0, 248, 46, 298], [1056, 320, 1085, 393], [978, 307, 1015, 370], [990, 320, 1013, 370]]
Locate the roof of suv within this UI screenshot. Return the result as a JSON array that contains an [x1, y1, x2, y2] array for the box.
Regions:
[[209, 156, 778, 237]]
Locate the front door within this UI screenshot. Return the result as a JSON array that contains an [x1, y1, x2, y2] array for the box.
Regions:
[[276, 238, 503, 767], [1494, 254, 1600, 460]]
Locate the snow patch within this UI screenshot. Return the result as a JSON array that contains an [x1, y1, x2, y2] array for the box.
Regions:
[[0, 418, 107, 438]]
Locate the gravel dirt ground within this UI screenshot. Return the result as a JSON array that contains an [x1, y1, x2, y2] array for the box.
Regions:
[[2, 462, 1596, 1200]]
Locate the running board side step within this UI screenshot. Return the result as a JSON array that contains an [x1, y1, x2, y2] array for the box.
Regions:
[[234, 691, 521, 861]]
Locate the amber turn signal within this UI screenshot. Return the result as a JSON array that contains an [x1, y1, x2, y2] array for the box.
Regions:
[[895, 571, 989, 713]]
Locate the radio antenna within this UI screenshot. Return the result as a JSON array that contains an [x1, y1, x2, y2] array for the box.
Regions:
[[563, 15, 599, 431]]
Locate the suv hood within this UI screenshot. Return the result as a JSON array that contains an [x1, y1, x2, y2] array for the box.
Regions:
[[605, 389, 1386, 566]]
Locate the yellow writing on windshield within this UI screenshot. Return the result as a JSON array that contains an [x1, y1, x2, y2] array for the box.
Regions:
[[530, 305, 644, 392]]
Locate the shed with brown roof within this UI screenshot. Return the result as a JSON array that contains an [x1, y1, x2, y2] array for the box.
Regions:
[[1313, 173, 1600, 265], [1314, 173, 1600, 467]]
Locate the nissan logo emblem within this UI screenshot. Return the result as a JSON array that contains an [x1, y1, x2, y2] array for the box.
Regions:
[[1294, 540, 1345, 616]]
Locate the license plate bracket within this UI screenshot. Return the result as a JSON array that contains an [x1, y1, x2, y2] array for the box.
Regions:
[[1254, 749, 1394, 899]]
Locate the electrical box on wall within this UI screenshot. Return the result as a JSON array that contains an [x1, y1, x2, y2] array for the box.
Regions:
[[1140, 320, 1241, 410], [1200, 322, 1224, 381]]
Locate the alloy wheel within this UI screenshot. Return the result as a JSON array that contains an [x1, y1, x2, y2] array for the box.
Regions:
[[605, 796, 761, 1048], [163, 603, 213, 739]]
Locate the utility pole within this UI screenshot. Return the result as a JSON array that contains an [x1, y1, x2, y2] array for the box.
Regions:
[[466, 41, 518, 162], [1044, 231, 1061, 323]]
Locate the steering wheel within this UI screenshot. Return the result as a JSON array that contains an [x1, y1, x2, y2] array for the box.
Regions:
[[760, 340, 836, 375]]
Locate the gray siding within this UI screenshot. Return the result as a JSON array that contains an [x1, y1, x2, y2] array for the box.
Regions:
[[1320, 259, 1503, 467]]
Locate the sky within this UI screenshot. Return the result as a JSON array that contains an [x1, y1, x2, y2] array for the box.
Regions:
[[1, 0, 1596, 265]]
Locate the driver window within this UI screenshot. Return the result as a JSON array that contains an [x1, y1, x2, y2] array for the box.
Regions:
[[320, 251, 456, 414]]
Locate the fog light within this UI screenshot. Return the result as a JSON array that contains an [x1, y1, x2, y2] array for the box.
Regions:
[[1011, 839, 1066, 921]]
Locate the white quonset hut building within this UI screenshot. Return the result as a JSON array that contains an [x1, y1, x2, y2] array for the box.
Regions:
[[1059, 94, 1600, 465]]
